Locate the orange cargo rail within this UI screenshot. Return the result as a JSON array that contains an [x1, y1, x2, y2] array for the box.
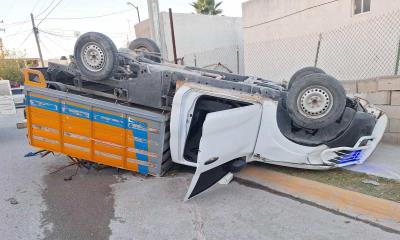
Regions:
[[24, 85, 171, 176]]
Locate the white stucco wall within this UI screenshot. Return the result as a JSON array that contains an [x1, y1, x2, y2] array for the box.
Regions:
[[134, 19, 152, 39], [242, 0, 400, 82], [243, 0, 400, 43], [134, 12, 243, 63]]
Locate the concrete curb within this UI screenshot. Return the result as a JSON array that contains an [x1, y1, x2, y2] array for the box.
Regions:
[[236, 166, 400, 231]]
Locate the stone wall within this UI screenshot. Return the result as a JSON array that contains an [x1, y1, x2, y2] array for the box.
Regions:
[[342, 76, 400, 145]]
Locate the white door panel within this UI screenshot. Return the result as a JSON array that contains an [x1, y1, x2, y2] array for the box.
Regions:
[[170, 86, 201, 167], [185, 104, 262, 200]]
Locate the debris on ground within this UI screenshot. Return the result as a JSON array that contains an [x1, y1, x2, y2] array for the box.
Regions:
[[362, 179, 380, 186], [16, 120, 27, 129], [6, 197, 18, 205]]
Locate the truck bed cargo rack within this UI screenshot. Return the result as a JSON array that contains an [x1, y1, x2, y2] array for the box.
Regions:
[[25, 85, 172, 177]]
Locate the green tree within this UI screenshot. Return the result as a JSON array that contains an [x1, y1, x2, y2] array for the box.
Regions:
[[0, 49, 27, 83], [190, 0, 223, 15], [0, 60, 24, 83]]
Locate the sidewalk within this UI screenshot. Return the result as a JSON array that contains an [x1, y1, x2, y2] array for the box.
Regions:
[[236, 165, 400, 232], [234, 143, 400, 231], [346, 143, 400, 180]]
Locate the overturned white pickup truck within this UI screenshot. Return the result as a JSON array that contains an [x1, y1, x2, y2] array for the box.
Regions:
[[26, 32, 387, 200]]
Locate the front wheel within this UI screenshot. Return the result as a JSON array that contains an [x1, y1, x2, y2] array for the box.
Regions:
[[286, 73, 346, 129]]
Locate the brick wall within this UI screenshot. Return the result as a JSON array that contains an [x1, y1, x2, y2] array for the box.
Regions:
[[342, 76, 400, 145]]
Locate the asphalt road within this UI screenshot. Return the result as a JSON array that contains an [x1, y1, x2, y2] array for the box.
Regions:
[[1, 110, 399, 240]]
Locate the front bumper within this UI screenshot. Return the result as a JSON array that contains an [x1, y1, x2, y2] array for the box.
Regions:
[[320, 113, 387, 168]]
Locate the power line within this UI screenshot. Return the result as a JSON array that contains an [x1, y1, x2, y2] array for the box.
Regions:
[[40, 39, 57, 56], [0, 0, 41, 29], [36, 9, 133, 21], [1, 0, 42, 50], [40, 29, 76, 39], [41, 33, 71, 53], [41, 28, 80, 38], [243, 0, 339, 29], [2, 29, 31, 38], [37, 0, 64, 26], [1, 1, 41, 31], [35, 0, 57, 17], [2, 8, 133, 28], [39, 38, 53, 57], [31, 0, 43, 13], [17, 31, 33, 49], [41, 28, 78, 32], [0, 20, 30, 27]]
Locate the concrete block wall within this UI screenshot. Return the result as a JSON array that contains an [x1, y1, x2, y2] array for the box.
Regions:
[[342, 76, 400, 145]]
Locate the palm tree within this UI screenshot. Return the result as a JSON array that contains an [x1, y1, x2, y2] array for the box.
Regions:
[[190, 0, 223, 15]]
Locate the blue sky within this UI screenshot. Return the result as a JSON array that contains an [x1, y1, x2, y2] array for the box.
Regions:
[[0, 0, 245, 59]]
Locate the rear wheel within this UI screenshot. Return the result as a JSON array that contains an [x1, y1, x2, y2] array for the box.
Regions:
[[74, 32, 119, 81], [286, 73, 346, 129], [288, 67, 325, 89], [129, 38, 161, 63]]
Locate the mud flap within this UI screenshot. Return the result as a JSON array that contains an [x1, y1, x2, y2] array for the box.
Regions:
[[184, 104, 262, 200]]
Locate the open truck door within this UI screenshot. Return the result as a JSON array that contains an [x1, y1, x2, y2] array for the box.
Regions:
[[185, 103, 262, 200]]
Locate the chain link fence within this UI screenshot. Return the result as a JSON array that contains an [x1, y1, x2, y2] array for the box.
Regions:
[[317, 9, 400, 81], [182, 44, 244, 74], [181, 9, 400, 83], [245, 34, 319, 82]]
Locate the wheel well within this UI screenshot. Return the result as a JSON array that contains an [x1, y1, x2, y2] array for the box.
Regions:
[[183, 95, 251, 163]]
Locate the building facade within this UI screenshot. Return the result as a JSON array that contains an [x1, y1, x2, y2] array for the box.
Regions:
[[242, 0, 400, 82], [243, 0, 399, 43], [135, 12, 243, 73]]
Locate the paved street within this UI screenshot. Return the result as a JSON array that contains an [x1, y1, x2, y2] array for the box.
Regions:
[[1, 110, 399, 240]]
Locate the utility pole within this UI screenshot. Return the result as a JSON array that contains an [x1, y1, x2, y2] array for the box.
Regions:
[[147, 0, 163, 56], [30, 13, 45, 67], [168, 8, 177, 64]]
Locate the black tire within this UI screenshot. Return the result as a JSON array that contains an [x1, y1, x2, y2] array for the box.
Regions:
[[74, 32, 118, 81], [129, 38, 161, 63], [286, 73, 346, 129], [226, 158, 246, 173], [47, 81, 67, 92], [288, 67, 325, 89]]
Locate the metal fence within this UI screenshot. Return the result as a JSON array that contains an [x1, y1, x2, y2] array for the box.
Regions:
[[245, 34, 319, 82], [182, 44, 244, 74], [317, 9, 400, 82], [181, 9, 400, 83]]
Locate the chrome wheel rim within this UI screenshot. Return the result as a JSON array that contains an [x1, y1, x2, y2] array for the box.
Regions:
[[297, 86, 333, 119], [81, 42, 105, 72]]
